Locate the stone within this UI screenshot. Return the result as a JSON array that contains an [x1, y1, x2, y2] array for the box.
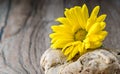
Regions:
[[40, 48, 120, 74]]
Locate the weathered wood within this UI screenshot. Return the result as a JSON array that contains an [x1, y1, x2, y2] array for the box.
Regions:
[[0, 0, 120, 74], [0, 0, 64, 74]]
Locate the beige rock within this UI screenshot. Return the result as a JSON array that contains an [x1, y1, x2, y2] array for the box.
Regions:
[[40, 48, 67, 71], [40, 48, 120, 74]]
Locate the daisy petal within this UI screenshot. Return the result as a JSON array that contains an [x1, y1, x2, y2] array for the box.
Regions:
[[71, 45, 79, 58], [90, 6, 100, 19], [82, 4, 89, 23], [51, 39, 73, 48], [97, 14, 107, 22], [88, 22, 106, 35], [64, 46, 73, 56]]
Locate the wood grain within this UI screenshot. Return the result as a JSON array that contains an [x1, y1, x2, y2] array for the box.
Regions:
[[0, 0, 120, 74]]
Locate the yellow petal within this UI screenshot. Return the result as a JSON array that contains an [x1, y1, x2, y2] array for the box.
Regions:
[[64, 46, 73, 56], [56, 17, 67, 23], [67, 45, 78, 61], [78, 43, 86, 55], [62, 43, 72, 52], [88, 22, 106, 35], [62, 41, 79, 52], [49, 33, 73, 40], [88, 31, 107, 42], [86, 6, 100, 31], [51, 25, 62, 32], [71, 45, 79, 58], [97, 14, 107, 22], [67, 53, 72, 61], [51, 37, 58, 43], [75, 6, 85, 29], [89, 41, 102, 49], [51, 39, 73, 48], [85, 19, 91, 31], [90, 6, 100, 19], [88, 23, 100, 34], [64, 7, 79, 26], [83, 38, 90, 49], [56, 17, 72, 27], [85, 38, 102, 49], [64, 8, 82, 33], [51, 25, 71, 33], [100, 22, 106, 30], [86, 18, 97, 31], [97, 31, 108, 41], [82, 4, 89, 23]]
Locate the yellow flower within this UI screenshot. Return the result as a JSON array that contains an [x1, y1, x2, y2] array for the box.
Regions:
[[49, 4, 108, 61]]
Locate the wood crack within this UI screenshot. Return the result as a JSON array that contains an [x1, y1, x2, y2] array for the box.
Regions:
[[1, 49, 19, 73], [0, 0, 11, 41]]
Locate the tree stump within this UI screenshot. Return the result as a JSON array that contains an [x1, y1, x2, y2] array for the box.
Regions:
[[0, 0, 120, 74]]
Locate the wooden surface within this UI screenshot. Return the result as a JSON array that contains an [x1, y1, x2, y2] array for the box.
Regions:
[[0, 0, 120, 74]]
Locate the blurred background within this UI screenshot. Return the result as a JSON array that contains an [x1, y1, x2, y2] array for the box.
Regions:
[[0, 0, 120, 74]]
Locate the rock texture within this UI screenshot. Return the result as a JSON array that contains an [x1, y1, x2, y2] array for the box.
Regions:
[[40, 48, 120, 74]]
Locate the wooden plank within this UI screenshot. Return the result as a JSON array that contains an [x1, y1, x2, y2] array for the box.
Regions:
[[0, 0, 119, 74]]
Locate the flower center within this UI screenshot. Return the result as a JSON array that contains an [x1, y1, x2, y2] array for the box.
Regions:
[[74, 29, 87, 41]]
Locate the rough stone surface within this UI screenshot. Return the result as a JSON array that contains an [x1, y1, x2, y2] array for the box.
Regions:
[[40, 48, 120, 74]]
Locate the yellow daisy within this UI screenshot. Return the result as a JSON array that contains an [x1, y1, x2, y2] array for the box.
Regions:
[[49, 4, 108, 61]]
